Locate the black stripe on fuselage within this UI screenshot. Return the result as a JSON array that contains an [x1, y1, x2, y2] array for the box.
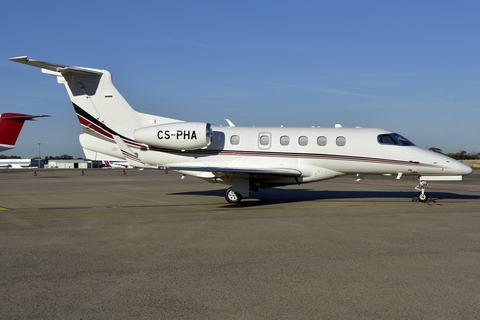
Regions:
[[73, 103, 143, 148]]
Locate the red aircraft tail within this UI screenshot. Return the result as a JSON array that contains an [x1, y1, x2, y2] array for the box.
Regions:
[[0, 113, 50, 149]]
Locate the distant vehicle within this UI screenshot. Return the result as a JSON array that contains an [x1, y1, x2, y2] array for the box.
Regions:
[[0, 112, 50, 152], [10, 56, 473, 203]]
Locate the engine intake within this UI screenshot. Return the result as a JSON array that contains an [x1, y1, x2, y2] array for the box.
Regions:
[[134, 122, 212, 150]]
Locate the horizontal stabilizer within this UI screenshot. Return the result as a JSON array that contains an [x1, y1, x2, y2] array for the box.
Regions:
[[9, 56, 102, 76], [2, 114, 50, 121]]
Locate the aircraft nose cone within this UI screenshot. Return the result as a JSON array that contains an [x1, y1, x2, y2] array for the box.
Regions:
[[461, 162, 473, 175]]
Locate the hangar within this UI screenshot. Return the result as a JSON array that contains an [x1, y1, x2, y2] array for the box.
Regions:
[[47, 159, 91, 169]]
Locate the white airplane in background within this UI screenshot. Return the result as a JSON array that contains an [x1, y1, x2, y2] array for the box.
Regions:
[[0, 112, 50, 152], [101, 160, 132, 169], [10, 56, 472, 203]]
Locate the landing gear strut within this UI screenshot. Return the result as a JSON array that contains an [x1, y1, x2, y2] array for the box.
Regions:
[[414, 180, 430, 202], [225, 187, 243, 203]]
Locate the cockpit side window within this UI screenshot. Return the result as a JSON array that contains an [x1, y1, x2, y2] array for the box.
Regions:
[[378, 133, 415, 146], [392, 133, 415, 146], [378, 134, 396, 145]]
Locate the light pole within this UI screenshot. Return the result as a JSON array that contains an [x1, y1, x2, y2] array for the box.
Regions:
[[38, 143, 41, 168]]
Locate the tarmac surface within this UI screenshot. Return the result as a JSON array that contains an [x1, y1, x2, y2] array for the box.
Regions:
[[1, 168, 479, 319]]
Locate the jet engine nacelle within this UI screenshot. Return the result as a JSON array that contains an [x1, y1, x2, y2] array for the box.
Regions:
[[133, 122, 212, 150]]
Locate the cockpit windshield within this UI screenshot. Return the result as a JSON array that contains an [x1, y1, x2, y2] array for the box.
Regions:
[[377, 133, 415, 146]]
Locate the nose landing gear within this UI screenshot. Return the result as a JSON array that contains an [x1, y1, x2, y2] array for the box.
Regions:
[[414, 180, 430, 202]]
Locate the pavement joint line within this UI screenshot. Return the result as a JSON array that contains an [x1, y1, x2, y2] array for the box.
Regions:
[[0, 201, 448, 221]]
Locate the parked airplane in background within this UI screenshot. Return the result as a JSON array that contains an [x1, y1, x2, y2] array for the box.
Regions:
[[0, 112, 50, 152], [10, 56, 473, 203], [0, 158, 31, 169], [101, 160, 131, 169]]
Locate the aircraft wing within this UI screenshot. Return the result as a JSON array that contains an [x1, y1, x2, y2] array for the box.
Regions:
[[163, 166, 302, 177], [112, 135, 157, 169]]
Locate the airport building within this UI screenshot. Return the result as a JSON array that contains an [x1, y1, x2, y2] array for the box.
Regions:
[[47, 159, 91, 169], [0, 159, 93, 169], [0, 159, 32, 169]]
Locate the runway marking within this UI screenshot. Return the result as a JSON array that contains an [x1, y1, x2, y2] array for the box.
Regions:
[[0, 207, 9, 211]]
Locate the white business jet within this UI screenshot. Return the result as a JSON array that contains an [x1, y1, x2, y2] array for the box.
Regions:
[[10, 56, 472, 203]]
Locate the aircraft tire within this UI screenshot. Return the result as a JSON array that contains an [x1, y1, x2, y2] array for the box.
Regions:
[[417, 192, 429, 202], [225, 187, 242, 203]]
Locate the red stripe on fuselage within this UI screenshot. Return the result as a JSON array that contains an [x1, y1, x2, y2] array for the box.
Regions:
[[76, 113, 146, 149]]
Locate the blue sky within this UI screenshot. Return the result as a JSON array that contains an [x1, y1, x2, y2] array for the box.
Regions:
[[1, 1, 479, 158]]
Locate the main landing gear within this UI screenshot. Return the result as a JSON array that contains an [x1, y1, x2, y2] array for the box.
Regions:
[[225, 187, 243, 204], [414, 179, 430, 202]]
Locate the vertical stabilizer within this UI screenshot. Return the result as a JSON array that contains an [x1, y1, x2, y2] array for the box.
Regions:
[[9, 56, 180, 143], [0, 113, 50, 151]]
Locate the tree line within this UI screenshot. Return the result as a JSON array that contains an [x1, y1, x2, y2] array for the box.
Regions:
[[443, 151, 479, 160]]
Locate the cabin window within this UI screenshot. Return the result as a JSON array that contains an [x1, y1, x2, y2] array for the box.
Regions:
[[336, 136, 346, 146], [377, 133, 415, 146], [280, 136, 290, 146], [298, 136, 308, 146], [317, 136, 327, 146], [230, 135, 240, 145], [258, 132, 272, 149], [259, 135, 270, 146]]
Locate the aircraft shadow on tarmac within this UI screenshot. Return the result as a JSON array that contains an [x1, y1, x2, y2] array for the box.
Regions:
[[170, 188, 480, 206]]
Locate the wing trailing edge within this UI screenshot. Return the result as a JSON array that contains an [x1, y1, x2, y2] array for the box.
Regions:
[[163, 166, 302, 177]]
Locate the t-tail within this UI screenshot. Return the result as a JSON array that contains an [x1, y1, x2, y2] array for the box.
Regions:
[[9, 56, 183, 159], [0, 113, 50, 152]]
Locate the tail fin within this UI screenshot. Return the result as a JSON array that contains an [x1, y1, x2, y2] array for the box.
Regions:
[[0, 113, 50, 151], [9, 56, 180, 144], [102, 160, 113, 168]]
